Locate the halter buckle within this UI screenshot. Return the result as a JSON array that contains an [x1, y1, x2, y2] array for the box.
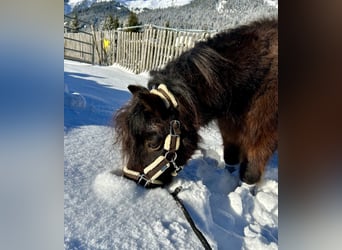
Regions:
[[171, 163, 183, 176], [174, 164, 183, 173], [170, 120, 181, 136]]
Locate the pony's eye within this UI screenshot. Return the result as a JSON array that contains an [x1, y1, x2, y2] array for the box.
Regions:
[[148, 142, 162, 150], [146, 135, 163, 150]]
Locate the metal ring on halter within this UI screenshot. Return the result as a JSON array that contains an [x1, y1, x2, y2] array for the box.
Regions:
[[165, 151, 177, 162]]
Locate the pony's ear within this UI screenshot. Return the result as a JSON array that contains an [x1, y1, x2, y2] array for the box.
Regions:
[[128, 85, 148, 95], [128, 85, 169, 118], [139, 92, 169, 118]]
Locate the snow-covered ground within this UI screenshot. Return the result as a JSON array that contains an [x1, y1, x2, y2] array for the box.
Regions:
[[64, 59, 278, 249]]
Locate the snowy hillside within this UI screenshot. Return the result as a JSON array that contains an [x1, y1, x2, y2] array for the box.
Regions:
[[65, 0, 277, 31], [65, 0, 277, 12], [124, 0, 193, 11], [65, 0, 192, 13], [64, 59, 278, 249]]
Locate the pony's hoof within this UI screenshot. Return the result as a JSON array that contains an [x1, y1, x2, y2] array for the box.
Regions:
[[239, 164, 261, 185]]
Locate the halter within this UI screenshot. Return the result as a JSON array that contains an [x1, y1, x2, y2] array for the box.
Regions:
[[122, 84, 183, 187]]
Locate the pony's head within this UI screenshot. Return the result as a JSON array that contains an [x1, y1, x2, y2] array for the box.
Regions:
[[114, 84, 198, 187]]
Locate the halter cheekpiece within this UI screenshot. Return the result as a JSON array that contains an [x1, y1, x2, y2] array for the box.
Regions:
[[122, 84, 183, 187]]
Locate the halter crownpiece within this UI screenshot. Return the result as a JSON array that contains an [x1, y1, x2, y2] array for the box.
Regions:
[[122, 84, 183, 187], [150, 84, 178, 109]]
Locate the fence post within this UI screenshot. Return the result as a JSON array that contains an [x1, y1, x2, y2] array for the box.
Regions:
[[91, 25, 95, 64]]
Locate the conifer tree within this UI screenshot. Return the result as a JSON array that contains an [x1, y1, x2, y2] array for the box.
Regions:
[[71, 14, 80, 33], [113, 16, 120, 30], [103, 15, 119, 30], [127, 12, 141, 32], [165, 21, 170, 28]]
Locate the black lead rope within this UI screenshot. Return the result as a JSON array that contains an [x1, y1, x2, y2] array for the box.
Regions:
[[171, 186, 212, 250]]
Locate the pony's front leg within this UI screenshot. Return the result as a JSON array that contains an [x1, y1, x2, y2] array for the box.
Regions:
[[223, 143, 240, 165], [239, 156, 265, 184], [217, 118, 242, 167]]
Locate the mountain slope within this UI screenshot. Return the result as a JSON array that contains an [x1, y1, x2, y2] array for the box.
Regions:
[[64, 0, 193, 14], [65, 0, 277, 31], [137, 0, 277, 30], [65, 1, 131, 28]]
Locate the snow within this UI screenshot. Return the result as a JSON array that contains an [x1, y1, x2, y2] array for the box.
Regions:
[[64, 59, 278, 249], [124, 0, 192, 11], [66, 0, 113, 11], [264, 0, 278, 8]]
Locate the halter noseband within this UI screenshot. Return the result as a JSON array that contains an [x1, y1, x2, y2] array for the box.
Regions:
[[122, 84, 183, 187]]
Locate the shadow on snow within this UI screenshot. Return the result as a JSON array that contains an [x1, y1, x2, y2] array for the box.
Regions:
[[64, 71, 131, 131]]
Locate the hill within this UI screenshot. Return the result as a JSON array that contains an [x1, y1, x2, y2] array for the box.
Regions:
[[65, 1, 131, 28], [137, 0, 277, 30]]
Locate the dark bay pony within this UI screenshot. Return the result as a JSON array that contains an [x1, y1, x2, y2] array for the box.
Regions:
[[114, 18, 278, 188]]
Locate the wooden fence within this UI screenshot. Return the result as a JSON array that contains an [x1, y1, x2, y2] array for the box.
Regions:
[[64, 25, 216, 73], [64, 15, 96, 64], [64, 32, 94, 64]]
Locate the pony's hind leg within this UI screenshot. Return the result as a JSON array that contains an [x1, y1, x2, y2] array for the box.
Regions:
[[239, 132, 277, 184], [239, 81, 278, 184]]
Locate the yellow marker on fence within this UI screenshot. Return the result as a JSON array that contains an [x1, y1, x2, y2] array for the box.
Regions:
[[103, 39, 110, 50]]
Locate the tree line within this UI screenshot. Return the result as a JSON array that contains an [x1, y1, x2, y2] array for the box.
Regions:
[[67, 11, 143, 33]]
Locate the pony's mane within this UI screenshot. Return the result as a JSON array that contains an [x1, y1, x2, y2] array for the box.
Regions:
[[148, 42, 235, 127], [114, 102, 134, 164]]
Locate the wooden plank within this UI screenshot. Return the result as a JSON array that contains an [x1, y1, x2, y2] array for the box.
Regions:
[[117, 31, 122, 65], [165, 29, 174, 65], [161, 30, 169, 66], [116, 31, 120, 65], [123, 31, 127, 68], [156, 29, 166, 70], [173, 30, 181, 59], [141, 27, 148, 72], [132, 32, 136, 72], [152, 29, 160, 70], [126, 32, 130, 69], [150, 29, 157, 70], [137, 32, 143, 73], [138, 32, 143, 72], [136, 32, 141, 73], [127, 32, 131, 69], [130, 32, 134, 70], [145, 28, 153, 71], [133, 32, 138, 73], [119, 31, 123, 65], [169, 30, 177, 62]]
